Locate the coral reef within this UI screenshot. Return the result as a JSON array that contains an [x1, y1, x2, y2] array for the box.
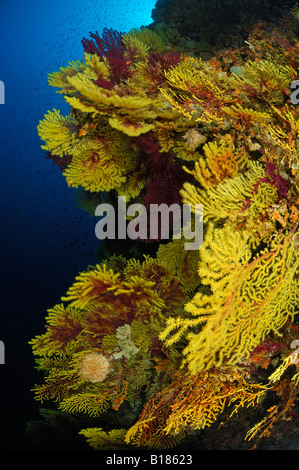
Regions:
[[31, 12, 299, 450], [151, 0, 297, 51]]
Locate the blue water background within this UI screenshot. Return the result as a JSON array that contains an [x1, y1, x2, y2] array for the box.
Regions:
[[0, 0, 155, 449]]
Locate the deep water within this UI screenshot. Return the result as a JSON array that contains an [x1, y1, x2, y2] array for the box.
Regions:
[[0, 0, 156, 450]]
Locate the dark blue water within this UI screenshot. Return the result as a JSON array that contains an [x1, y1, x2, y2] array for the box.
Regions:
[[0, 0, 155, 450]]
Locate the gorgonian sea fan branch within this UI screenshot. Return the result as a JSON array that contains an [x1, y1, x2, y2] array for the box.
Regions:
[[132, 133, 188, 241], [82, 27, 124, 59], [241, 162, 290, 212], [265, 161, 290, 198], [145, 51, 183, 86], [44, 151, 72, 172], [240, 176, 274, 213], [82, 27, 131, 84]]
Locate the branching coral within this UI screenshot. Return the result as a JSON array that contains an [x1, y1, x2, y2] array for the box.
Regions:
[[30, 256, 187, 421], [246, 354, 299, 447], [79, 427, 128, 450], [157, 236, 201, 291], [81, 27, 131, 84], [33, 19, 299, 450], [182, 134, 248, 189], [228, 59, 295, 105], [181, 160, 280, 245], [38, 109, 77, 156], [160, 225, 299, 373], [124, 367, 268, 448]]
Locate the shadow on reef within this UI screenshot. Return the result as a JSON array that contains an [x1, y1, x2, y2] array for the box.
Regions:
[[26, 397, 299, 450], [151, 0, 298, 53]]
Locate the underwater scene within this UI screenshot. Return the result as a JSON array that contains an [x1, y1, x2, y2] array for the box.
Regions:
[[0, 0, 299, 454]]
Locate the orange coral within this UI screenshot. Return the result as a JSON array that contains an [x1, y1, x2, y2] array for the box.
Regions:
[[125, 368, 268, 448]]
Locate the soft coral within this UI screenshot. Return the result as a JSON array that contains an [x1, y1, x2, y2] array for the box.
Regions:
[[82, 27, 131, 85], [133, 134, 188, 242]]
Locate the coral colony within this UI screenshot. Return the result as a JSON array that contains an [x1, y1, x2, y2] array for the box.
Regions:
[[30, 13, 299, 450]]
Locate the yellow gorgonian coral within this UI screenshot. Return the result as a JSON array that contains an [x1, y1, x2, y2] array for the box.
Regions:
[[228, 59, 295, 104], [125, 368, 268, 448], [160, 225, 299, 374], [222, 103, 271, 127], [62, 128, 142, 193], [183, 134, 248, 189], [47, 52, 111, 95], [181, 160, 279, 244], [291, 5, 299, 19], [164, 57, 234, 107], [157, 236, 201, 291], [124, 27, 166, 53], [63, 145, 127, 192], [108, 116, 155, 137], [267, 105, 299, 166], [61, 262, 165, 312], [37, 109, 77, 156], [29, 255, 188, 426], [34, 22, 299, 450], [79, 427, 128, 450], [64, 72, 178, 131]]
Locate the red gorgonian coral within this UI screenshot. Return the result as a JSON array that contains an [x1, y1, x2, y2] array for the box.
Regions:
[[82, 27, 131, 84]]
